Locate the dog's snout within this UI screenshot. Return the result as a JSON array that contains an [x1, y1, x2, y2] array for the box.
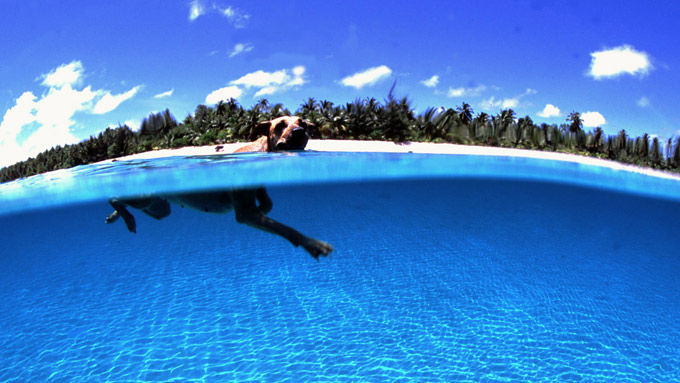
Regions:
[[291, 126, 306, 136]]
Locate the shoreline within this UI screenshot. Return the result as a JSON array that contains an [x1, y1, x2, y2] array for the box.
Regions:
[[102, 139, 680, 181]]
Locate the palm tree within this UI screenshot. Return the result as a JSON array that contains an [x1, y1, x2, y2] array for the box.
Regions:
[[272, 103, 287, 117], [433, 108, 458, 142], [615, 129, 628, 159], [500, 109, 516, 126], [378, 87, 414, 142], [319, 100, 334, 117], [673, 137, 680, 169], [456, 103, 473, 126], [254, 98, 270, 115], [640, 133, 650, 158], [516, 116, 535, 147], [650, 137, 662, 167], [567, 111, 583, 135], [299, 97, 318, 118], [494, 109, 516, 145], [216, 100, 228, 116], [473, 112, 492, 142], [343, 99, 370, 139], [416, 107, 439, 141], [162, 109, 178, 131], [590, 127, 604, 153]]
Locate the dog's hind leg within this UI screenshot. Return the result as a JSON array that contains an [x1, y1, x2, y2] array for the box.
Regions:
[[231, 190, 333, 260], [106, 199, 138, 233]]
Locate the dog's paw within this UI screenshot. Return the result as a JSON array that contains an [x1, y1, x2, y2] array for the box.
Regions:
[[105, 211, 119, 224], [302, 238, 334, 261], [125, 220, 137, 234], [120, 215, 137, 234]]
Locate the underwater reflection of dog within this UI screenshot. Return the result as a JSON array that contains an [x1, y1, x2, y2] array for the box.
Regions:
[[105, 116, 334, 260]]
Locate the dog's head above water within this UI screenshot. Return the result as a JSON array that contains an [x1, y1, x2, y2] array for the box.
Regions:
[[249, 116, 320, 151]]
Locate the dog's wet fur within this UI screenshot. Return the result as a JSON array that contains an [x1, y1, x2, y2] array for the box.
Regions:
[[105, 116, 333, 260]]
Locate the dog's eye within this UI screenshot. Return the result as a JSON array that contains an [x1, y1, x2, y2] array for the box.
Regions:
[[274, 122, 286, 132]]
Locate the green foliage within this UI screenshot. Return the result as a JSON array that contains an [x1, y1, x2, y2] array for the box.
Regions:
[[199, 130, 218, 145], [379, 86, 413, 142], [2, 93, 680, 184], [567, 111, 583, 134]]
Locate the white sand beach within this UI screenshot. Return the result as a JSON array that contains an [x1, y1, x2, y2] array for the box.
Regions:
[[104, 140, 680, 181]]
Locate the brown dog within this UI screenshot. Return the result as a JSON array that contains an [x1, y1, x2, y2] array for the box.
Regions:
[[105, 116, 333, 260]]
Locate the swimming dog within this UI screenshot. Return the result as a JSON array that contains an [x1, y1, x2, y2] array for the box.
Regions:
[[105, 116, 334, 260]]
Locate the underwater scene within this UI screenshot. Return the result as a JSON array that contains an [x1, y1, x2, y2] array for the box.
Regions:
[[1, 152, 679, 382]]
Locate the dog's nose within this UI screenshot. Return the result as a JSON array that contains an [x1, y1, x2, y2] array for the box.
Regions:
[[291, 126, 306, 138]]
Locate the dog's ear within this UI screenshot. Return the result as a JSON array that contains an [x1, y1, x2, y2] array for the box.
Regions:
[[306, 121, 321, 139], [248, 121, 271, 141]]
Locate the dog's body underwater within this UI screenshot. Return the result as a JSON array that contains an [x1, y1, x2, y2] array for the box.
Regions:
[[105, 116, 333, 260]]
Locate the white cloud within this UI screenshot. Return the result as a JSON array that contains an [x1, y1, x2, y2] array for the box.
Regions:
[[229, 43, 253, 58], [537, 104, 561, 118], [229, 65, 307, 96], [447, 85, 487, 98], [292, 66, 305, 77], [587, 45, 653, 79], [35, 85, 98, 127], [28, 84, 98, 157], [205, 86, 243, 104], [636, 96, 651, 108], [0, 92, 36, 143], [123, 119, 141, 132], [478, 97, 498, 110], [188, 0, 205, 21], [582, 111, 606, 127], [232, 70, 288, 88], [421, 75, 439, 88], [2, 84, 97, 166], [502, 98, 519, 109], [447, 88, 465, 97], [254, 87, 278, 97], [477, 87, 536, 111], [0, 92, 37, 166], [0, 62, 142, 168], [21, 123, 79, 163], [93, 86, 142, 114], [288, 66, 306, 86], [218, 5, 250, 28], [154, 89, 174, 99], [479, 96, 519, 110], [189, 1, 250, 28], [39, 61, 85, 87], [340, 65, 392, 89]]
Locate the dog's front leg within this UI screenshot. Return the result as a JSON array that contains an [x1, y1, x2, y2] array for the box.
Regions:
[[231, 190, 333, 260], [255, 187, 273, 214]]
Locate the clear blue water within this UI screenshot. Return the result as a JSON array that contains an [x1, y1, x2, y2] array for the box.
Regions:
[[1, 152, 679, 382]]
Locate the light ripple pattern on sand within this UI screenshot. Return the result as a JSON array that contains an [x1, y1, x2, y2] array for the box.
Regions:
[[1, 169, 679, 381]]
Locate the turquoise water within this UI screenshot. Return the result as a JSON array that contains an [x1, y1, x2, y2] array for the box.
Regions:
[[1, 152, 679, 382]]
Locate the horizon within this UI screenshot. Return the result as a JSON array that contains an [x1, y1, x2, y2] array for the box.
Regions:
[[1, 1, 679, 168]]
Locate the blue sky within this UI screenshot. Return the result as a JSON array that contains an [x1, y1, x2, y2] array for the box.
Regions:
[[1, 0, 679, 167]]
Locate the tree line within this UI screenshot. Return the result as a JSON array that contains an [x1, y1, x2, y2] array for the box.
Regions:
[[2, 92, 680, 184]]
